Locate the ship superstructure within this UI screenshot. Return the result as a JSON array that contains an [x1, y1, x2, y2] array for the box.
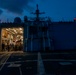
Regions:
[[0, 5, 76, 52]]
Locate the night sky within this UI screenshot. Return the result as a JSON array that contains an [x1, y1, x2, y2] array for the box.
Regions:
[[0, 0, 76, 22]]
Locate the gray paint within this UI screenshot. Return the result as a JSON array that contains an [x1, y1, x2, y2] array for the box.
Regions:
[[0, 22, 76, 52]]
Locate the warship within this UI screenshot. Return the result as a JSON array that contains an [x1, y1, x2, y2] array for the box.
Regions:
[[0, 4, 76, 52]]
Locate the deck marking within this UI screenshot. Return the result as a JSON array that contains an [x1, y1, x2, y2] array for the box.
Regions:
[[1, 60, 38, 65], [41, 53, 75, 55], [0, 53, 11, 71], [1, 59, 76, 65], [8, 64, 21, 67], [59, 62, 72, 65], [19, 67, 22, 75], [37, 52, 45, 75], [43, 59, 76, 61], [0, 53, 7, 59]]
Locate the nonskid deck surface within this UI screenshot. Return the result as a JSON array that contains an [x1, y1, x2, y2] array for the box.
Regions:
[[0, 52, 76, 75]]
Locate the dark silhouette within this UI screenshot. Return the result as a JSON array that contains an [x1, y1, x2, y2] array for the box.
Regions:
[[14, 17, 22, 23], [2, 42, 5, 51]]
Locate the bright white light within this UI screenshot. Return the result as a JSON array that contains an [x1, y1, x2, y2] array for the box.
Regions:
[[19, 28, 22, 30]]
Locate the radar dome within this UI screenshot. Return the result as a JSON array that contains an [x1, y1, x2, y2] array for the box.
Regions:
[[14, 17, 22, 23]]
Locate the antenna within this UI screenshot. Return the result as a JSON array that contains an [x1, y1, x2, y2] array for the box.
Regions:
[[31, 4, 45, 21], [37, 4, 38, 10]]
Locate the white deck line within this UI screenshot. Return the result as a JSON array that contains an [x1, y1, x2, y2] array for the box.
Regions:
[[43, 59, 76, 61], [19, 67, 22, 75], [0, 53, 12, 71], [41, 53, 72, 55], [37, 52, 45, 75], [0, 53, 7, 59], [1, 58, 76, 65]]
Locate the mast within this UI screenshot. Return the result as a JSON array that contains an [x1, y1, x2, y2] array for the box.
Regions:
[[36, 4, 39, 20], [32, 4, 45, 21]]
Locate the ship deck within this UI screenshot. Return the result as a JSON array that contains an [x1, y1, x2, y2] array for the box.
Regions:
[[0, 51, 76, 75]]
